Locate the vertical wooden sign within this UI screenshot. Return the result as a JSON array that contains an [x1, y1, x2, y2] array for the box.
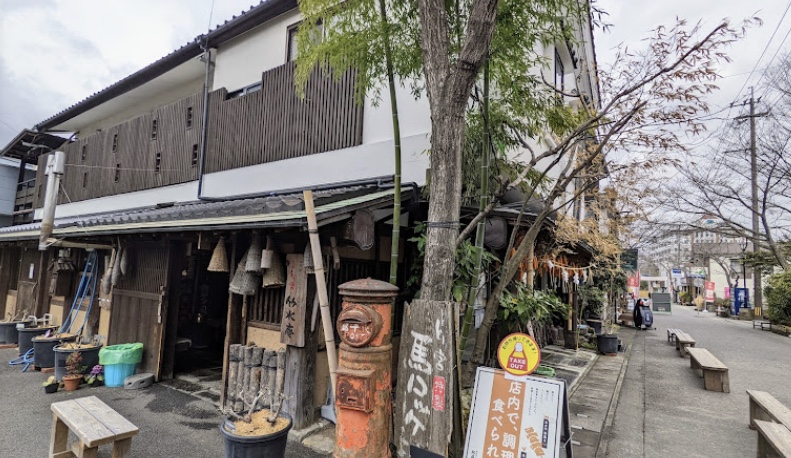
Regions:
[[280, 253, 307, 347], [394, 300, 455, 457]]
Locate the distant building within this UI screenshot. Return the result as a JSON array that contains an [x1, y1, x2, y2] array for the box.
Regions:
[[640, 225, 753, 303], [0, 157, 37, 227]]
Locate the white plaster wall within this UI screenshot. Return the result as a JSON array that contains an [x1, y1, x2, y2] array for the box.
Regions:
[[41, 181, 198, 219], [212, 9, 302, 92], [200, 133, 429, 198], [362, 80, 431, 144]]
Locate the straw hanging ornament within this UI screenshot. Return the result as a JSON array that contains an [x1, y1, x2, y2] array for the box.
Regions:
[[229, 248, 259, 296], [262, 250, 286, 288], [260, 236, 274, 270], [208, 237, 229, 273], [245, 233, 263, 273]]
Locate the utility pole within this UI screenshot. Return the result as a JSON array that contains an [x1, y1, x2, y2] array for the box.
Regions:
[[749, 87, 760, 311], [735, 88, 769, 313]]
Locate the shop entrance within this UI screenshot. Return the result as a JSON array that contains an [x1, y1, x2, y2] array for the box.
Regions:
[[164, 242, 229, 382]]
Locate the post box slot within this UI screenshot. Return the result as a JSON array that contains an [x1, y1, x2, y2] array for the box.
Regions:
[[336, 369, 374, 412]]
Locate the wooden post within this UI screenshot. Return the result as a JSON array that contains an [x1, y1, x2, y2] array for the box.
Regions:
[[34, 250, 51, 318], [284, 283, 318, 430], [273, 348, 286, 410], [302, 190, 338, 396], [220, 233, 240, 408]]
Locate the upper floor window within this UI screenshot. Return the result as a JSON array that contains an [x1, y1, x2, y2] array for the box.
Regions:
[[287, 24, 300, 62], [186, 107, 193, 128], [151, 119, 158, 140], [227, 82, 262, 99], [287, 20, 323, 62], [554, 49, 565, 92], [112, 134, 118, 153], [81, 145, 87, 162]]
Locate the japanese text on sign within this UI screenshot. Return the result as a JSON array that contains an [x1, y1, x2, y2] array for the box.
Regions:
[[464, 368, 565, 458]]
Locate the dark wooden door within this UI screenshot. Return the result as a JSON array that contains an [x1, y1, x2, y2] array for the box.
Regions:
[[109, 242, 172, 381]]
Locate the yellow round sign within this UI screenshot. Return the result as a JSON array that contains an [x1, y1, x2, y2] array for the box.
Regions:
[[497, 333, 541, 376]]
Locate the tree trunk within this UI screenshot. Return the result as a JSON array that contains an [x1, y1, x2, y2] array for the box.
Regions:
[[420, 114, 465, 302]]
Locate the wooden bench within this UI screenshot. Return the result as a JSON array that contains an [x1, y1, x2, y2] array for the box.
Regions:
[[754, 320, 773, 331], [754, 420, 791, 457], [667, 328, 682, 344], [50, 395, 139, 458], [687, 347, 729, 393], [674, 331, 696, 357], [747, 390, 791, 431]]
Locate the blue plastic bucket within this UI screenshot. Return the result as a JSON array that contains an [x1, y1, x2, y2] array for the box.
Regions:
[[104, 363, 137, 387]]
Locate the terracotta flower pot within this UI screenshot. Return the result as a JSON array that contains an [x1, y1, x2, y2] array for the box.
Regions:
[[62, 374, 82, 391]]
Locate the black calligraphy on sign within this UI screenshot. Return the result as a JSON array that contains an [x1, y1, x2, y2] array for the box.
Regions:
[[394, 300, 454, 457], [280, 254, 308, 347]]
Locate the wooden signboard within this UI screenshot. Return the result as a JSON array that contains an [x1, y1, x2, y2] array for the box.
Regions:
[[394, 300, 455, 457], [463, 367, 572, 458], [280, 253, 307, 348]]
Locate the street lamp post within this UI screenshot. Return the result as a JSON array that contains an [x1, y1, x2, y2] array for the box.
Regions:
[[738, 237, 748, 307]]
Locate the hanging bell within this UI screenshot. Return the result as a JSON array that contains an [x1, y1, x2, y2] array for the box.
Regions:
[[208, 237, 229, 273]]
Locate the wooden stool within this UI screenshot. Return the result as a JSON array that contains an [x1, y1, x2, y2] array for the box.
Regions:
[[50, 395, 139, 458]]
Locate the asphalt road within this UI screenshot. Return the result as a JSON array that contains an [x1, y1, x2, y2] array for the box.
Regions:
[[601, 305, 791, 457], [0, 348, 327, 457]]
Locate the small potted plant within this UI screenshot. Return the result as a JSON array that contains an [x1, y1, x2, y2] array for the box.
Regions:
[[84, 365, 104, 388], [62, 351, 85, 391], [42, 375, 59, 394]]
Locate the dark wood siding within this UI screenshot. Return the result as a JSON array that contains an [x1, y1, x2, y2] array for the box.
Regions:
[[115, 242, 170, 294], [50, 62, 363, 204]]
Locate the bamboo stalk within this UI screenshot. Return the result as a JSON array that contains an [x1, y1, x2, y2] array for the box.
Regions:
[[378, 0, 402, 286], [261, 349, 277, 408], [273, 348, 286, 411], [243, 346, 255, 408], [227, 344, 243, 411], [249, 346, 264, 410], [303, 190, 338, 396]]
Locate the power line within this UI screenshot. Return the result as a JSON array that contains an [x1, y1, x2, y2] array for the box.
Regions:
[[0, 117, 19, 133], [732, 0, 791, 102], [756, 25, 791, 100]]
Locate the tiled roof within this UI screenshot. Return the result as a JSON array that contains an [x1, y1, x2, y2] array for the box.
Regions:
[[0, 185, 395, 241]]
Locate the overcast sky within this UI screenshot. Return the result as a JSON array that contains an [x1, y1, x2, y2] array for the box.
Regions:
[[0, 0, 788, 150]]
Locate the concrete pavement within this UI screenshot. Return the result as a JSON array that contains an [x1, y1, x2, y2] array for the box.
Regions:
[[600, 305, 791, 457], [0, 348, 328, 457]]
